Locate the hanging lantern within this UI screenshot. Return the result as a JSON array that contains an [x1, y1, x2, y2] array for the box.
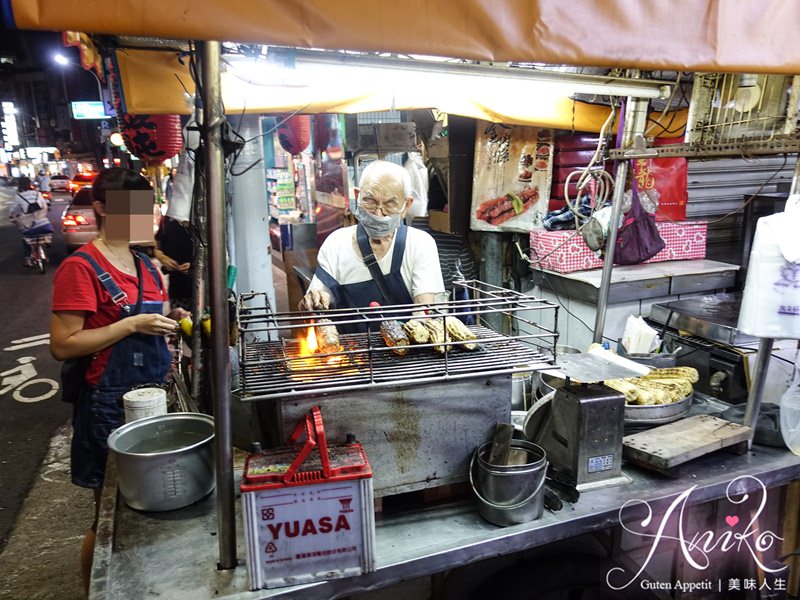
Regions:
[[276, 114, 311, 155], [121, 114, 183, 165]]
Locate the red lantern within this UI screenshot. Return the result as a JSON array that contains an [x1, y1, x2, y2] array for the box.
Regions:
[[121, 114, 183, 165], [276, 114, 311, 155]]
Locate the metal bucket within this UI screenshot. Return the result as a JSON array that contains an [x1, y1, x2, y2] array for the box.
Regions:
[[469, 440, 547, 526], [108, 413, 215, 512]]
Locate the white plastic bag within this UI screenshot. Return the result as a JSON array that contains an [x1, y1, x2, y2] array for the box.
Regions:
[[780, 348, 800, 455], [738, 196, 800, 339]]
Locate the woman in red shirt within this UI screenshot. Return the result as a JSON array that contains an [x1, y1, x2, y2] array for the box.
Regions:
[[50, 168, 188, 589]]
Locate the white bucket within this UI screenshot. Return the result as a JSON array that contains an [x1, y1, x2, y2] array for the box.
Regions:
[[123, 387, 168, 423]]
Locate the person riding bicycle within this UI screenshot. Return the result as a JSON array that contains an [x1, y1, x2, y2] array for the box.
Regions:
[[8, 176, 53, 267]]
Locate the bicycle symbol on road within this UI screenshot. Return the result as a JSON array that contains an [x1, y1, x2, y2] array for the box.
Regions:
[[0, 356, 59, 403]]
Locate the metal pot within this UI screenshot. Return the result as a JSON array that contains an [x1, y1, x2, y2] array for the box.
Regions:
[[624, 393, 693, 425], [108, 413, 215, 512]]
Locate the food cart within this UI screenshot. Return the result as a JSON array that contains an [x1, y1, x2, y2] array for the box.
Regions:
[[7, 1, 800, 597]]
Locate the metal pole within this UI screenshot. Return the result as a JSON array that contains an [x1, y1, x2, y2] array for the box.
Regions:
[[191, 105, 207, 406], [480, 232, 505, 333], [593, 92, 649, 343], [200, 40, 236, 570], [743, 338, 773, 444]]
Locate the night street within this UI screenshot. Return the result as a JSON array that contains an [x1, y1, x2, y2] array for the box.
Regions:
[[0, 183, 72, 551]]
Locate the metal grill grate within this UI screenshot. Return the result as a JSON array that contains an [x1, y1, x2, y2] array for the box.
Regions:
[[237, 281, 559, 401]]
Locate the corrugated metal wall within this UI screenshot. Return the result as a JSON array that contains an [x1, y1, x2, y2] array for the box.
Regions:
[[686, 155, 797, 264]]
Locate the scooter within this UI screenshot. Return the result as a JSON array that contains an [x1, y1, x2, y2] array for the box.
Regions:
[[23, 234, 52, 274]]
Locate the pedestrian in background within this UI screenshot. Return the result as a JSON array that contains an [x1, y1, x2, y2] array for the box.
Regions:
[[8, 176, 53, 267]]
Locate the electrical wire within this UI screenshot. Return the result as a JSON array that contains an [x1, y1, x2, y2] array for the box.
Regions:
[[644, 71, 682, 137], [562, 106, 618, 228]]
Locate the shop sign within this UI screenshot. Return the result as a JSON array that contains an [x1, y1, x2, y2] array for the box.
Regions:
[[1, 102, 20, 147]]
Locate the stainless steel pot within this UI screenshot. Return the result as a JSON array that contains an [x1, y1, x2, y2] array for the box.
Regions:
[[107, 413, 215, 512], [624, 393, 693, 425]]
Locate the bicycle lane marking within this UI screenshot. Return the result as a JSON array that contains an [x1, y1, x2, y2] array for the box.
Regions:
[[1, 333, 59, 403]]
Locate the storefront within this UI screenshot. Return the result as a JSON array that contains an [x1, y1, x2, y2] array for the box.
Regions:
[[6, 2, 800, 598]]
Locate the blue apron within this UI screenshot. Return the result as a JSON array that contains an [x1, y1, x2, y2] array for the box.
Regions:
[[314, 224, 414, 333], [70, 251, 172, 489]]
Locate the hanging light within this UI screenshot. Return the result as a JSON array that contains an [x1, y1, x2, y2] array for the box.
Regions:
[[276, 114, 311, 155], [120, 114, 183, 165], [109, 132, 125, 147]]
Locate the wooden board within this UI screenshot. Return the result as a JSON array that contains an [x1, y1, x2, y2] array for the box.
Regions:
[[623, 414, 752, 474]]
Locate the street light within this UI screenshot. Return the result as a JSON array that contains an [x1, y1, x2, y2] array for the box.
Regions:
[[53, 51, 113, 166], [53, 52, 106, 106]]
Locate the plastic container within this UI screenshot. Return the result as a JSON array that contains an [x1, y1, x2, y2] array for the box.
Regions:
[[780, 357, 800, 455], [617, 340, 677, 368], [123, 387, 167, 423], [469, 439, 547, 527]]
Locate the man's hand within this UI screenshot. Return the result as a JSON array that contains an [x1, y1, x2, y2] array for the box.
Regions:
[[299, 289, 331, 311]]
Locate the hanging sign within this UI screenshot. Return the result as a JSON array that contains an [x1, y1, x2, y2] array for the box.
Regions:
[[470, 120, 553, 233]]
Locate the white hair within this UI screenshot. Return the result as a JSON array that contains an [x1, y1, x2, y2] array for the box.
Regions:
[[359, 160, 413, 199]]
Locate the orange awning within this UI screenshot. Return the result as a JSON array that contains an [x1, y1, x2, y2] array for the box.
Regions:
[[115, 48, 687, 136], [8, 0, 800, 74]]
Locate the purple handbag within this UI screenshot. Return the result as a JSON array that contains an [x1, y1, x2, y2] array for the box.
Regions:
[[614, 183, 665, 265]]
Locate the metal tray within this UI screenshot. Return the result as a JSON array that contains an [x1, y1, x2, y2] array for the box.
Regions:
[[624, 393, 693, 425]]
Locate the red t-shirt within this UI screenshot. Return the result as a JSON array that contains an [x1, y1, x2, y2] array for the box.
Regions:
[[51, 242, 166, 386]]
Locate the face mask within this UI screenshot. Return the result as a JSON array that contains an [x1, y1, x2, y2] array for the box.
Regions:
[[355, 205, 403, 238]]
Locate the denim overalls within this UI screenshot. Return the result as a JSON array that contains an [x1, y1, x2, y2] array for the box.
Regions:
[[313, 224, 414, 333], [70, 251, 172, 489]]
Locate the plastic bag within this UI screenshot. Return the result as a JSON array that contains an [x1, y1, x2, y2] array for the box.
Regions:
[[780, 349, 800, 455], [614, 183, 665, 265], [738, 199, 800, 338]]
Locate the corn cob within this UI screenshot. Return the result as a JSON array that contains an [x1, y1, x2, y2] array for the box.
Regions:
[[631, 377, 693, 402], [380, 320, 411, 355], [640, 366, 699, 384], [403, 319, 431, 344], [444, 316, 478, 350], [422, 318, 447, 354], [605, 378, 671, 405], [314, 318, 341, 354]]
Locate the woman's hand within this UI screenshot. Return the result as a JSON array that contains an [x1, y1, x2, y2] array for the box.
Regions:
[[127, 313, 180, 336], [167, 307, 191, 322], [160, 255, 182, 272]]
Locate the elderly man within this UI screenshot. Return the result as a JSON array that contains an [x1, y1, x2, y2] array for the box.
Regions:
[[300, 160, 445, 327]]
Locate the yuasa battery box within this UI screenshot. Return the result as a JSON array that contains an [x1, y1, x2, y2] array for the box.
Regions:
[[241, 406, 375, 590]]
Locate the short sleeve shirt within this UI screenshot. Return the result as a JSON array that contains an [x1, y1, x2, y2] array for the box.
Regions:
[[309, 225, 445, 299], [51, 242, 166, 386]]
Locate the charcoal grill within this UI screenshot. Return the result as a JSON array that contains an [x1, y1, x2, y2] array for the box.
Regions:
[[236, 281, 560, 496], [237, 280, 559, 401]]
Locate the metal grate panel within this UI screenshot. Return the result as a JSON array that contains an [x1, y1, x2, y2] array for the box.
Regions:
[[237, 280, 559, 400]]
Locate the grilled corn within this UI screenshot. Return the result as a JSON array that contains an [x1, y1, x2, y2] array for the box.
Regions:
[[380, 320, 411, 355], [444, 316, 478, 350], [640, 366, 699, 383], [422, 318, 447, 354], [314, 318, 341, 354], [402, 319, 431, 344]]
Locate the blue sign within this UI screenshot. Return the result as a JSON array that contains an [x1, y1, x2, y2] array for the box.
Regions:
[[71, 101, 110, 120]]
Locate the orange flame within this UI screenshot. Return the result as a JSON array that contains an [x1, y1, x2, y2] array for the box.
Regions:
[[297, 326, 318, 356]]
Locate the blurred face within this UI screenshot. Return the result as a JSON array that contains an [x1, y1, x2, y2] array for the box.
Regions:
[[94, 190, 156, 243]]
